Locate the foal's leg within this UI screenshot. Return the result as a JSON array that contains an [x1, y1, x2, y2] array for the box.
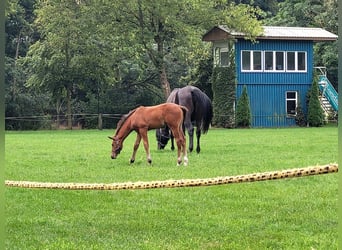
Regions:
[[172, 127, 188, 166], [130, 133, 142, 164], [181, 130, 188, 166], [140, 129, 152, 164]]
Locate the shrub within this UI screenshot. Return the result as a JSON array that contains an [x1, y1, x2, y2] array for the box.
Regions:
[[295, 97, 306, 127], [307, 80, 324, 127], [235, 85, 251, 128], [211, 66, 236, 128]]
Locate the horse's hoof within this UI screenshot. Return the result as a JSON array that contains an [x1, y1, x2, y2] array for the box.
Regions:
[[147, 159, 152, 164], [130, 159, 135, 164]]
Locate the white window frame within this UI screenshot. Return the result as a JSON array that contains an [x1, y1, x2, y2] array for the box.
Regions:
[[219, 48, 229, 67], [286, 51, 307, 72], [241, 50, 263, 72], [241, 50, 306, 73], [264, 51, 285, 72], [286, 91, 298, 116]]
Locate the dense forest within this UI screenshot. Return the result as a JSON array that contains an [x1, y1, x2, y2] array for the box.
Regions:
[[5, 0, 338, 130]]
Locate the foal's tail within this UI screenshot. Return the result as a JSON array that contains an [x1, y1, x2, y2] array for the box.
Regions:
[[180, 106, 188, 124]]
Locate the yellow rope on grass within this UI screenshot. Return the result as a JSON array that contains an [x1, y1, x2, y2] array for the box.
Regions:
[[5, 163, 338, 191]]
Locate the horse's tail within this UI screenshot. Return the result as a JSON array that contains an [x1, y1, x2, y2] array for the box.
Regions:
[[191, 88, 213, 134]]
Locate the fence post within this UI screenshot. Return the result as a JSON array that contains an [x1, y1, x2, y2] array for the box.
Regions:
[[98, 113, 103, 130]]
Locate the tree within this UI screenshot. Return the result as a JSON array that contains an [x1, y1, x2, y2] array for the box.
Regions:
[[23, 0, 113, 129], [101, 0, 263, 99], [211, 66, 236, 128], [266, 0, 338, 89], [236, 85, 251, 128], [307, 80, 324, 127], [295, 99, 306, 127], [12, 0, 263, 130], [5, 0, 43, 130]]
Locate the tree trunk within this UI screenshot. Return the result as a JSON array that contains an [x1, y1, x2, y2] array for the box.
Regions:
[[66, 86, 72, 129], [12, 32, 21, 98], [160, 66, 171, 99], [56, 98, 60, 127]]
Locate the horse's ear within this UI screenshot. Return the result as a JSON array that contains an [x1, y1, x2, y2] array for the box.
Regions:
[[108, 136, 114, 140]]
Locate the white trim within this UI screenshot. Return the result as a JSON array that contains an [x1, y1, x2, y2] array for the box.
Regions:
[[264, 51, 285, 72], [219, 47, 229, 67], [286, 51, 307, 72], [241, 50, 307, 73], [285, 91, 298, 116], [241, 50, 263, 72]]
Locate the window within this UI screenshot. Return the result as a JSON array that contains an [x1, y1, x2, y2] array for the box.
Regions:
[[253, 51, 262, 70], [286, 52, 295, 71], [286, 91, 297, 116], [241, 51, 262, 71], [286, 51, 306, 72], [264, 51, 285, 71], [220, 48, 229, 67], [275, 52, 284, 70], [242, 51, 251, 70], [297, 52, 306, 71], [214, 47, 230, 67], [241, 50, 306, 73], [264, 51, 273, 70]]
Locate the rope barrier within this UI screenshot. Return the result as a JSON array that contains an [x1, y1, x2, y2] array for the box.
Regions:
[[5, 163, 338, 191]]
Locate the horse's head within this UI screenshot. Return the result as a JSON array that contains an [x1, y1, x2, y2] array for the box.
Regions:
[[156, 128, 170, 150], [108, 136, 122, 159]]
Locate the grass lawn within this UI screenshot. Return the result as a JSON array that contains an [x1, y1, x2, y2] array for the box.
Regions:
[[5, 127, 338, 249]]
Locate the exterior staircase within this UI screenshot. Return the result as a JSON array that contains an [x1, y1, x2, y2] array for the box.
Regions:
[[315, 67, 338, 120], [319, 94, 336, 119]]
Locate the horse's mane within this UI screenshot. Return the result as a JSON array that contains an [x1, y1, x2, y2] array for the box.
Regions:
[[115, 108, 137, 134]]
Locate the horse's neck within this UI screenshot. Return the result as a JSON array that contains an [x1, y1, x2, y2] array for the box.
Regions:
[[115, 118, 133, 141]]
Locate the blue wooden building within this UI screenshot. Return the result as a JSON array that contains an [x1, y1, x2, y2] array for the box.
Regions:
[[202, 26, 337, 127]]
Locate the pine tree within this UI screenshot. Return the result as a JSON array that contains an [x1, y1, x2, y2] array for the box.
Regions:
[[307, 80, 324, 127], [236, 85, 251, 128]]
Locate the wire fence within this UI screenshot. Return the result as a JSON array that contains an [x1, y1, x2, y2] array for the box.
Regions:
[[5, 113, 124, 130], [5, 113, 338, 130]]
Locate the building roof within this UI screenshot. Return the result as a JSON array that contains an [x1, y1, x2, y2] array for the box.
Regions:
[[202, 25, 338, 42]]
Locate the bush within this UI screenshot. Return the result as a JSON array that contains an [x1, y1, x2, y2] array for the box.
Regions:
[[235, 85, 251, 128], [295, 97, 306, 127], [211, 66, 236, 128], [307, 80, 324, 127]]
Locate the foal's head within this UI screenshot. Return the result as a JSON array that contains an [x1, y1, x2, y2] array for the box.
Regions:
[[108, 136, 123, 159]]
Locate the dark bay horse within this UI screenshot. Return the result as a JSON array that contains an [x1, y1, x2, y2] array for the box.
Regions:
[[109, 103, 188, 166], [156, 86, 213, 153]]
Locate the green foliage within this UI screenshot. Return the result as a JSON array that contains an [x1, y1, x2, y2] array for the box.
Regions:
[[307, 79, 324, 127], [235, 85, 251, 128], [211, 66, 236, 128], [192, 53, 213, 99], [5, 0, 264, 130], [266, 0, 338, 88], [295, 103, 307, 127], [5, 128, 338, 249]]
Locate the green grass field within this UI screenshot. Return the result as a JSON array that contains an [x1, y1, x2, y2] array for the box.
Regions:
[[5, 127, 338, 249]]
